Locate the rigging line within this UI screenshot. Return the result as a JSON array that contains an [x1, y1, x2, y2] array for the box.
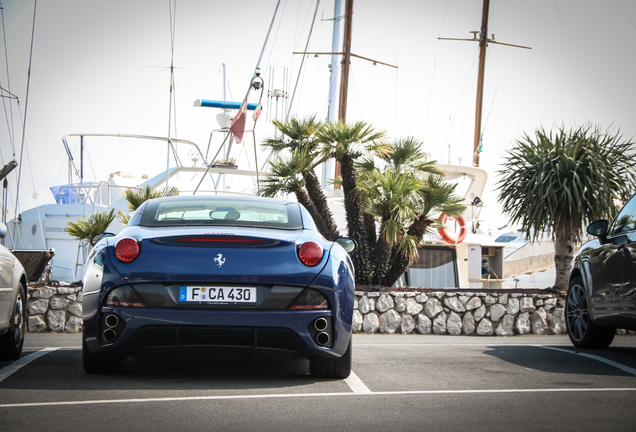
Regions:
[[10, 105, 45, 249], [618, 0, 636, 31], [0, 2, 16, 155], [442, 51, 478, 147], [263, 0, 289, 76], [165, 0, 178, 192], [480, 81, 500, 139], [424, 0, 451, 141], [253, 0, 282, 78], [287, 0, 321, 119], [13, 0, 37, 230]]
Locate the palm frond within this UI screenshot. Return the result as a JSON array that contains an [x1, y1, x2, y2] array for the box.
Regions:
[[65, 209, 116, 241]]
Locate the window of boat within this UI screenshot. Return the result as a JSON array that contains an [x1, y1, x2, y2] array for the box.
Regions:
[[405, 246, 459, 289], [140, 198, 303, 229]]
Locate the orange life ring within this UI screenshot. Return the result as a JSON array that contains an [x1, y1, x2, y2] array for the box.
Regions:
[[438, 214, 468, 245]]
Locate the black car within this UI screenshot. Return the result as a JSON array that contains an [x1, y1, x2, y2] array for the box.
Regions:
[[566, 192, 636, 348]]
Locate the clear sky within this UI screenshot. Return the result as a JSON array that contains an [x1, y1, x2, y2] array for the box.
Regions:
[[1, 0, 635, 232]]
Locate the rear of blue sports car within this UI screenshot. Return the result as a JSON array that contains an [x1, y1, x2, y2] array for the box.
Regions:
[[81, 196, 356, 378]]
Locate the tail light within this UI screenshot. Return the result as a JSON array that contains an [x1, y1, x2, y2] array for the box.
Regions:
[[106, 286, 146, 307], [290, 288, 329, 310], [298, 242, 323, 266], [115, 238, 140, 262]]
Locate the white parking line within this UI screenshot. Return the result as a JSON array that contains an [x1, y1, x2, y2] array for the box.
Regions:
[[0, 348, 60, 383], [1, 387, 636, 409], [344, 371, 372, 393], [536, 345, 636, 376]]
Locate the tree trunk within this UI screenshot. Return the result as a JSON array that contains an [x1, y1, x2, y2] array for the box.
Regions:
[[295, 189, 330, 236], [339, 155, 370, 284], [303, 169, 340, 240], [370, 231, 392, 284], [364, 212, 377, 257], [380, 215, 432, 287], [554, 219, 578, 291]]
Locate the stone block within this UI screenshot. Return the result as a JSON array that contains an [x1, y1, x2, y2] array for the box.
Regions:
[[28, 299, 49, 315], [476, 318, 494, 336], [447, 312, 462, 335], [376, 294, 394, 313], [400, 315, 415, 334], [379, 310, 401, 334], [65, 316, 83, 333], [489, 304, 507, 322], [416, 314, 432, 334], [28, 315, 47, 332], [362, 312, 379, 334], [405, 298, 423, 315]]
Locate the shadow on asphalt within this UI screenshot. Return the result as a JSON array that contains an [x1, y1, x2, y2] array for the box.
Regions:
[[3, 348, 324, 391], [483, 344, 636, 377]]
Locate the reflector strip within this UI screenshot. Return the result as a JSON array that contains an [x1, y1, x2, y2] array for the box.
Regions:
[[106, 301, 146, 308]]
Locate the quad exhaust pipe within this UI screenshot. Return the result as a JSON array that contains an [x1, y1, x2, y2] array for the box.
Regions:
[[103, 314, 121, 343], [315, 332, 330, 346], [105, 314, 119, 328], [103, 328, 117, 343], [313, 317, 331, 346], [314, 317, 328, 332]]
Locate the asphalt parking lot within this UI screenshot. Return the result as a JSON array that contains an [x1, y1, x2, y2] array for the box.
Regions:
[[1, 333, 636, 431]]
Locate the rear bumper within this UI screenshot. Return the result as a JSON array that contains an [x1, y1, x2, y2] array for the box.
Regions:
[[84, 306, 350, 359]]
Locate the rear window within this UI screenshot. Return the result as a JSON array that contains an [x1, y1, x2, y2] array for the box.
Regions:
[[138, 197, 303, 229]]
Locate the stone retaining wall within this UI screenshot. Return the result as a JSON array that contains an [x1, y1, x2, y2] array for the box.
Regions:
[[26, 283, 566, 336], [353, 290, 567, 336], [27, 283, 83, 333]]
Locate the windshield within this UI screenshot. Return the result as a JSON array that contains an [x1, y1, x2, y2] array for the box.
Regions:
[[137, 196, 303, 229]]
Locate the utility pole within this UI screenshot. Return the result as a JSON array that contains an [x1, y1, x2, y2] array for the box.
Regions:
[[338, 0, 353, 122], [439, 0, 530, 167], [293, 0, 396, 185]]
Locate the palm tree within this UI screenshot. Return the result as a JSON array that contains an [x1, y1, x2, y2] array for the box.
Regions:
[[123, 185, 180, 211], [358, 168, 422, 283], [354, 136, 465, 286], [315, 120, 386, 283], [497, 124, 636, 291], [260, 149, 328, 235], [357, 137, 438, 284], [380, 174, 465, 287], [118, 185, 179, 224], [263, 116, 339, 240], [65, 209, 116, 242]]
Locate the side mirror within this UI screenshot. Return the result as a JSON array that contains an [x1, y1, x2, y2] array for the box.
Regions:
[[90, 232, 115, 246], [0, 223, 6, 239], [587, 220, 609, 238], [335, 237, 357, 254]]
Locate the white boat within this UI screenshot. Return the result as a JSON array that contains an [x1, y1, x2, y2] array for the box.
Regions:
[[398, 164, 506, 289], [6, 129, 268, 282]]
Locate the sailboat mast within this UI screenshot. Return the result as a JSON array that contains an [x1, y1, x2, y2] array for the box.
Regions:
[[472, 0, 490, 167], [321, 0, 342, 188], [332, 0, 353, 183]]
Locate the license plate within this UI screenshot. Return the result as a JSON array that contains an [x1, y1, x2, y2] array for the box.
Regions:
[[179, 286, 257, 304]]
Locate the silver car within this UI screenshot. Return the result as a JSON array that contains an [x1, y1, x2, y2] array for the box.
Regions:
[[0, 224, 28, 360]]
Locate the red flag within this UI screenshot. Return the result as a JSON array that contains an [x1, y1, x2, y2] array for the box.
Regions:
[[230, 100, 247, 143], [252, 103, 262, 122]]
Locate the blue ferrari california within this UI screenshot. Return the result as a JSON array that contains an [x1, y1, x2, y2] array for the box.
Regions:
[[81, 195, 357, 378]]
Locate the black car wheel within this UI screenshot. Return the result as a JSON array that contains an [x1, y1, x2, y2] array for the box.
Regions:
[[566, 277, 615, 348], [309, 338, 352, 379], [0, 283, 26, 360], [82, 334, 126, 374]]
